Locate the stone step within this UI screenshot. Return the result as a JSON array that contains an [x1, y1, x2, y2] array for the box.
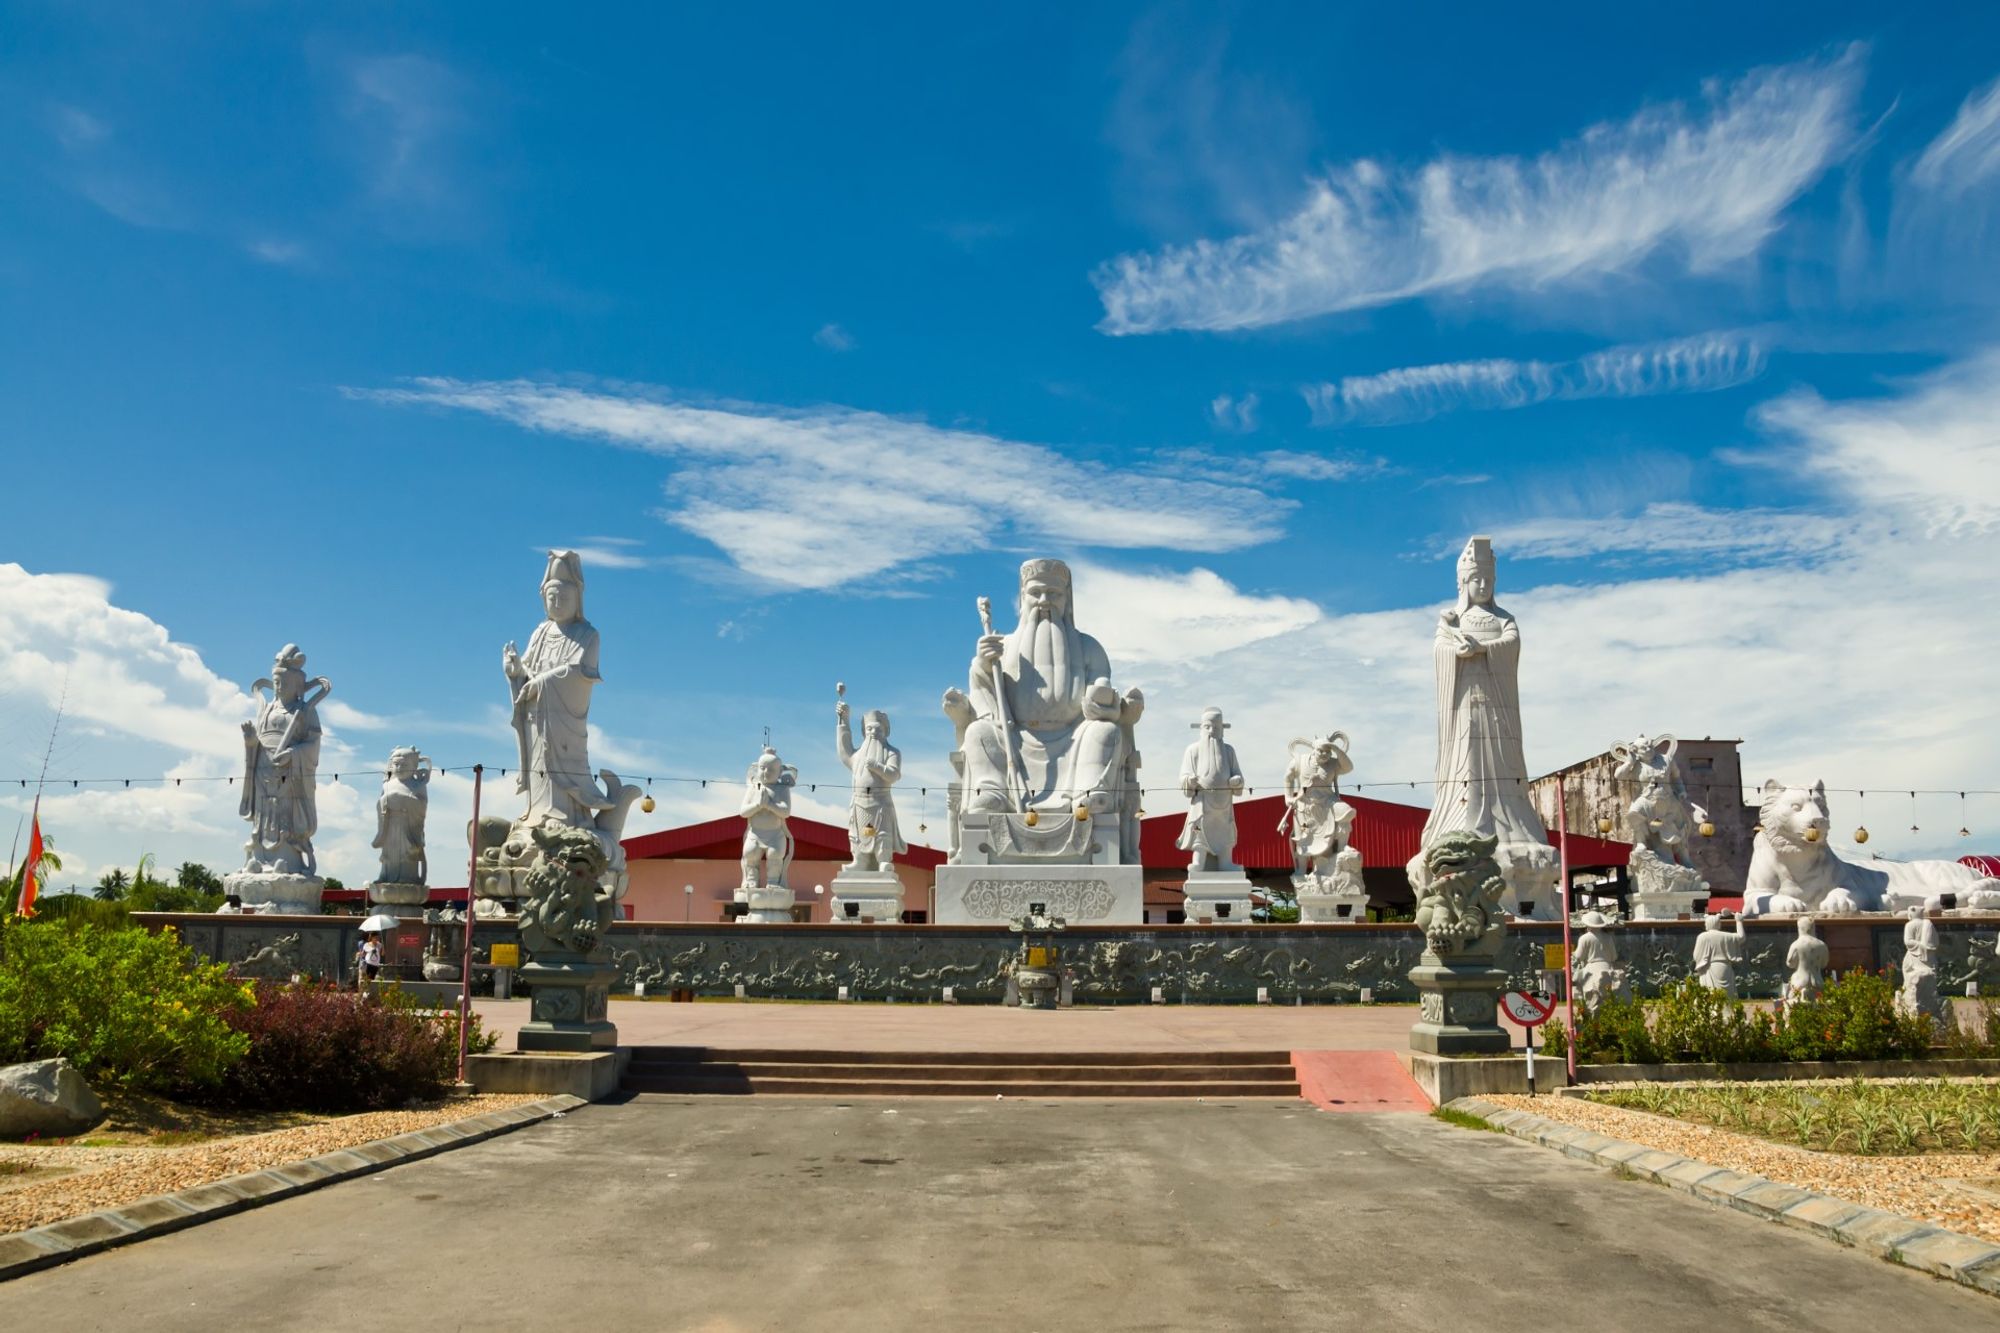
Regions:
[[622, 1046, 1293, 1068], [619, 1074, 1302, 1098], [623, 1060, 1300, 1084]]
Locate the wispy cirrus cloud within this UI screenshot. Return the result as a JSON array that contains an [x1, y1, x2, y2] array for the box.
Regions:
[[359, 379, 1293, 590], [1207, 392, 1258, 433], [1909, 74, 2000, 195], [1304, 332, 1766, 427], [1094, 49, 1862, 334]]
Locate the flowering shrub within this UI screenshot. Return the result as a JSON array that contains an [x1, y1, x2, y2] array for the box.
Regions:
[[0, 918, 251, 1092], [197, 982, 497, 1111]]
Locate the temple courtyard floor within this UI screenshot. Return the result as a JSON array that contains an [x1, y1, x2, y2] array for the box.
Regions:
[[7, 1094, 1994, 1330]]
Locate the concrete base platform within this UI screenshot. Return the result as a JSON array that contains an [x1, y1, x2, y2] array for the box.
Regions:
[[1406, 1052, 1568, 1105], [466, 1050, 630, 1100], [934, 863, 1143, 924]]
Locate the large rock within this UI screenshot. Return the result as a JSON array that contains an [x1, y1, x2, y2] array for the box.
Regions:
[[0, 1058, 106, 1138]]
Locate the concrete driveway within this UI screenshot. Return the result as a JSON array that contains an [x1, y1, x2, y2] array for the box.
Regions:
[[7, 1099, 1990, 1331]]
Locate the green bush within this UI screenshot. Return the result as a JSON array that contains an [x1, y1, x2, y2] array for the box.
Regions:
[[0, 918, 252, 1092], [194, 982, 498, 1112], [1544, 991, 1660, 1064], [1651, 977, 1780, 1064]]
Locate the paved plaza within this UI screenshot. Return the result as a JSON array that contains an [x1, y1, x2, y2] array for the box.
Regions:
[[8, 1096, 1992, 1331]]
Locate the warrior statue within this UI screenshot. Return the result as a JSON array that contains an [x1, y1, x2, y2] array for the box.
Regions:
[[1282, 733, 1358, 886], [237, 643, 330, 877], [836, 695, 906, 873]]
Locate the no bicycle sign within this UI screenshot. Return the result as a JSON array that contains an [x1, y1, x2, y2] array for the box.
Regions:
[[1501, 991, 1556, 1027]]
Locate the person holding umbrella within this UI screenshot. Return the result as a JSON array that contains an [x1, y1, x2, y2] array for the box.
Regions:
[[356, 912, 400, 986]]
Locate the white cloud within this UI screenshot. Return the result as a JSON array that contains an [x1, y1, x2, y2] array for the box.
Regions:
[[1910, 74, 2000, 195], [1483, 501, 1850, 564], [1094, 51, 1861, 334], [359, 379, 1292, 590], [1253, 449, 1379, 482], [47, 104, 108, 151], [1305, 333, 1765, 427], [342, 53, 472, 232], [1069, 561, 1322, 667], [246, 238, 308, 266], [813, 323, 856, 352], [1208, 392, 1259, 433]]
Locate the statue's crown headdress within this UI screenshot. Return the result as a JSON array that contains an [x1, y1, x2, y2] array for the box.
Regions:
[[1456, 536, 1494, 579], [274, 643, 306, 671], [1018, 558, 1071, 587], [542, 549, 585, 592]]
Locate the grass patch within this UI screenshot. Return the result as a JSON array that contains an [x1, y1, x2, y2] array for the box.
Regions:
[[1432, 1106, 1498, 1132], [1585, 1077, 2000, 1156]]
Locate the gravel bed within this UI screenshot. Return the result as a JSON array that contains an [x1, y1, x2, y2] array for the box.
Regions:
[[0, 1093, 537, 1233], [1486, 1090, 2000, 1245]]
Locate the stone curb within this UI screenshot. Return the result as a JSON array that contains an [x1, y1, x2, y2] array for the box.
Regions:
[[1450, 1096, 2000, 1299], [0, 1094, 585, 1283]]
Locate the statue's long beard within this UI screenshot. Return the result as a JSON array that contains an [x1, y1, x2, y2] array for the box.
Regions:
[[1023, 608, 1076, 710], [1194, 736, 1227, 786]]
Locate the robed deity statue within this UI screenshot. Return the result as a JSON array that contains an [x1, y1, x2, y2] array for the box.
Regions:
[[237, 644, 330, 876], [836, 695, 906, 873], [1178, 707, 1246, 871], [942, 559, 1145, 863], [1410, 536, 1558, 914], [371, 747, 432, 886]]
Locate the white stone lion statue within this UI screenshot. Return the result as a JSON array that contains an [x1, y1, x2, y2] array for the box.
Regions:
[[1744, 780, 2000, 916]]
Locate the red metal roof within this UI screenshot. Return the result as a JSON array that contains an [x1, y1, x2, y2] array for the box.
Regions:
[[623, 814, 947, 870], [1962, 855, 2000, 878], [1138, 792, 1631, 871]]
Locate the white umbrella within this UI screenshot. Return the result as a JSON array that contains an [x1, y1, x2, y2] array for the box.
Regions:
[[360, 913, 402, 933]]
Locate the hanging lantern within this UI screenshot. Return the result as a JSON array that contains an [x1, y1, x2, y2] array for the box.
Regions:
[[1961, 826, 1973, 838], [1596, 815, 1613, 835], [641, 795, 656, 814], [1648, 818, 1663, 830], [1804, 828, 1820, 843], [1751, 822, 1763, 835], [1699, 820, 1715, 838], [1075, 804, 1090, 821], [1024, 810, 1039, 827], [1853, 825, 1869, 844], [863, 824, 876, 839]]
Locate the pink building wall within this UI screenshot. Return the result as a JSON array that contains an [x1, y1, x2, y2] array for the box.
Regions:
[[625, 856, 936, 923]]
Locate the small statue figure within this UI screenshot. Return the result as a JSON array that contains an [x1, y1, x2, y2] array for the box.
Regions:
[[1897, 906, 1946, 1024], [518, 827, 615, 958], [1571, 910, 1629, 1012], [739, 746, 796, 892], [1782, 915, 1829, 1003], [1611, 734, 1707, 869], [1693, 911, 1747, 996], [1177, 707, 1246, 871], [236, 644, 331, 877], [371, 747, 431, 886], [1282, 733, 1355, 884], [836, 692, 906, 873], [1412, 830, 1507, 960]]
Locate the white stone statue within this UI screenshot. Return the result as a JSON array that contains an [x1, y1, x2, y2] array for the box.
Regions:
[[944, 559, 1144, 854], [1744, 780, 2000, 915], [836, 694, 905, 873], [736, 745, 797, 922], [1282, 733, 1369, 920], [1409, 537, 1558, 916], [224, 643, 330, 913], [1898, 906, 1946, 1023], [366, 747, 431, 906], [479, 551, 643, 914], [1782, 915, 1829, 1003], [1692, 912, 1747, 995], [1612, 734, 1710, 919], [1178, 708, 1245, 871], [1571, 910, 1630, 1012]]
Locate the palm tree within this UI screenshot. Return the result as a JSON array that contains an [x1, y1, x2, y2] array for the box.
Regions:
[[94, 868, 130, 902], [176, 861, 222, 895]]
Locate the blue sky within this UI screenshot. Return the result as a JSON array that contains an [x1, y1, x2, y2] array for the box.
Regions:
[[5, 5, 2000, 887]]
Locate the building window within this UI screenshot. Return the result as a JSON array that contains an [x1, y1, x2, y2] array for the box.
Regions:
[[1689, 757, 1714, 772]]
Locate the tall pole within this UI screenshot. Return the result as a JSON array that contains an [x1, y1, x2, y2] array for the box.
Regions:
[[1558, 772, 1576, 1081], [456, 764, 483, 1086]]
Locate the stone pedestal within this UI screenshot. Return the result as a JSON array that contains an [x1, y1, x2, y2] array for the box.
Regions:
[[736, 885, 798, 925], [1408, 954, 1510, 1055], [366, 881, 428, 908], [1628, 890, 1707, 921], [516, 958, 617, 1052], [1298, 889, 1372, 922], [829, 869, 904, 924], [934, 864, 1143, 925], [221, 871, 324, 915], [1181, 869, 1255, 924], [1628, 853, 1707, 921]]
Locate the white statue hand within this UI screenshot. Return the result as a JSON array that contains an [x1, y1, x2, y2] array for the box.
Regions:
[[836, 700, 850, 722], [975, 634, 1004, 668]]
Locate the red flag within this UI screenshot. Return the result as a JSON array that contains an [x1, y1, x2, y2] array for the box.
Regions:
[[18, 814, 41, 918]]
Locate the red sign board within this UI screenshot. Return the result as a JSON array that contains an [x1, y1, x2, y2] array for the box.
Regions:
[[397, 933, 423, 949], [1501, 991, 1556, 1026]]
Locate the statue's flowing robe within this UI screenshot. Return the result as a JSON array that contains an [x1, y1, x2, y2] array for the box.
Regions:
[[373, 777, 428, 884], [1177, 737, 1243, 861], [842, 737, 907, 860], [242, 696, 320, 870], [740, 781, 794, 888], [514, 617, 601, 826], [966, 614, 1113, 806], [1786, 935, 1827, 988], [1418, 602, 1551, 851], [1692, 929, 1744, 984]]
